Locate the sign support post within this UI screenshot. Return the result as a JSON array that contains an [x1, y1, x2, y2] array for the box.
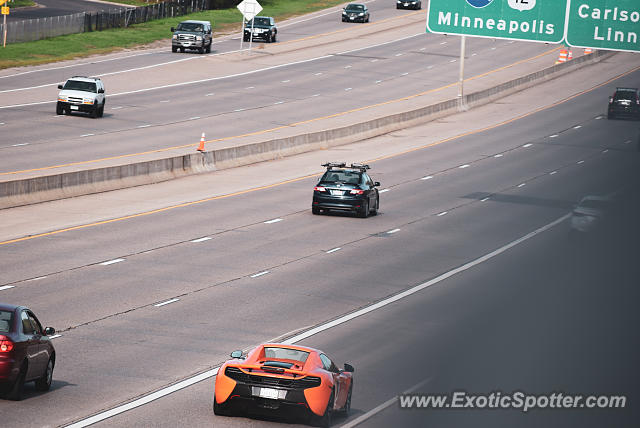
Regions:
[[236, 0, 262, 52], [458, 35, 466, 111]]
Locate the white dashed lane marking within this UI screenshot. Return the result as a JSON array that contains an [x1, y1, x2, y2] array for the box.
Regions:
[[518, 183, 526, 188], [437, 211, 448, 216], [191, 237, 212, 243], [80, 133, 94, 137], [379, 189, 390, 193], [11, 143, 28, 147], [387, 229, 400, 234], [250, 271, 270, 278], [577, 160, 585, 164], [550, 171, 558, 175], [154, 298, 179, 307], [0, 285, 15, 291], [264, 218, 283, 224], [326, 247, 341, 254], [459, 164, 470, 169], [421, 176, 433, 180], [494, 154, 503, 158], [49, 334, 62, 339], [100, 258, 124, 266], [523, 143, 532, 148]]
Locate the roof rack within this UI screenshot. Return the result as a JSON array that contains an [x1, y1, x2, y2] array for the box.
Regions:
[[349, 163, 370, 171], [322, 162, 346, 169]]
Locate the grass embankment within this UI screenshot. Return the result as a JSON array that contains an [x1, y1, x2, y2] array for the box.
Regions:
[[0, 0, 345, 69], [7, 0, 35, 7]]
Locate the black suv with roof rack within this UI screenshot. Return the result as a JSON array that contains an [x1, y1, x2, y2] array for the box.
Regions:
[[607, 87, 640, 120], [312, 162, 380, 217]]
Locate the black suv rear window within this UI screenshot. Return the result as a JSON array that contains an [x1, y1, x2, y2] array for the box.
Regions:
[[614, 90, 637, 101]]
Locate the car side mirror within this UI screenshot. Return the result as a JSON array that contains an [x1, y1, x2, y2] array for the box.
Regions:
[[343, 363, 355, 372], [374, 182, 380, 187], [58, 84, 63, 89], [230, 350, 243, 359], [170, 27, 175, 32], [98, 88, 104, 94], [44, 327, 55, 336]]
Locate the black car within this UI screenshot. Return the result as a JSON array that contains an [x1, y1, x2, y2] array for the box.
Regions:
[[396, 0, 421, 9], [244, 16, 277, 43], [0, 303, 56, 401], [312, 162, 380, 217], [342, 3, 370, 23], [607, 87, 640, 120]]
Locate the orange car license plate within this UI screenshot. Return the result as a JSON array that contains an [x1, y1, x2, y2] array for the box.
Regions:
[[259, 388, 279, 399]]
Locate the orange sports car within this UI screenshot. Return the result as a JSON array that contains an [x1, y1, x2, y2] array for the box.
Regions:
[[213, 343, 354, 427]]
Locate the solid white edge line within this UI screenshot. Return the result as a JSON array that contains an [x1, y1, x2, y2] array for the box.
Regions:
[[0, 285, 15, 291], [154, 298, 180, 307], [100, 258, 125, 266], [340, 378, 432, 428]]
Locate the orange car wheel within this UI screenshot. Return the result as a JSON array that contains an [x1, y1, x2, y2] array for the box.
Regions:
[[310, 389, 334, 428]]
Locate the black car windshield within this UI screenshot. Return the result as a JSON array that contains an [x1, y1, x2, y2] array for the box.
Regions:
[[263, 347, 309, 362], [251, 17, 271, 26], [346, 4, 364, 11], [64, 80, 97, 93], [177, 22, 204, 32], [0, 310, 13, 333], [321, 170, 361, 184], [613, 90, 636, 101]]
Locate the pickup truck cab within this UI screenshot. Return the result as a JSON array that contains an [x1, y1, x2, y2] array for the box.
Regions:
[[171, 20, 212, 54]]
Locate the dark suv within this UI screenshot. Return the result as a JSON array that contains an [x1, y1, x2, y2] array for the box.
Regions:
[[607, 87, 640, 120], [312, 162, 380, 217], [171, 20, 212, 54], [244, 16, 277, 43], [0, 303, 56, 401]]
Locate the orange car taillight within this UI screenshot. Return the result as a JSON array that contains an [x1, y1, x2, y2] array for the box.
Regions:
[[314, 186, 326, 192], [0, 335, 13, 352], [349, 189, 364, 195]]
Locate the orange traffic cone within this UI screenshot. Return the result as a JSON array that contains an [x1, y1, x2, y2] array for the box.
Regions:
[[567, 50, 573, 61], [555, 49, 568, 64], [197, 132, 205, 152], [584, 47, 593, 55]]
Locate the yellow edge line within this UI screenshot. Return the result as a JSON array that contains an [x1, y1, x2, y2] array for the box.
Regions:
[[0, 30, 554, 178], [2, 62, 636, 247]]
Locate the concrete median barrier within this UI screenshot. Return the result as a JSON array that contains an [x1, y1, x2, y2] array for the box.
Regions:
[[0, 50, 613, 209]]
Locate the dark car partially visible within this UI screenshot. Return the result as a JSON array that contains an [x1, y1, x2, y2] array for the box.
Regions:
[[0, 303, 56, 401], [244, 16, 277, 43], [607, 87, 640, 120], [312, 162, 380, 218]]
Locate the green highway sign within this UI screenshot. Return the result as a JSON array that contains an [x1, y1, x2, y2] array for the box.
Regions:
[[426, 0, 568, 44], [566, 0, 640, 53]]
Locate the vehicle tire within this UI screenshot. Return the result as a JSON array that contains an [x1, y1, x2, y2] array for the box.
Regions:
[[272, 32, 277, 42], [371, 198, 378, 216], [35, 357, 54, 391], [180, 47, 185, 53], [206, 42, 211, 53], [172, 46, 178, 53], [97, 104, 104, 118], [198, 45, 204, 54], [365, 16, 369, 23], [213, 394, 232, 416], [396, 5, 400, 8], [56, 103, 64, 115], [358, 201, 369, 218], [312, 390, 334, 427], [607, 111, 614, 120], [7, 363, 26, 401], [266, 33, 272, 43], [312, 206, 321, 215], [341, 382, 353, 416]]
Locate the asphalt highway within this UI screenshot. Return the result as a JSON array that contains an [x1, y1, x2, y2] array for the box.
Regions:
[[0, 49, 638, 427], [0, 4, 557, 176]]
